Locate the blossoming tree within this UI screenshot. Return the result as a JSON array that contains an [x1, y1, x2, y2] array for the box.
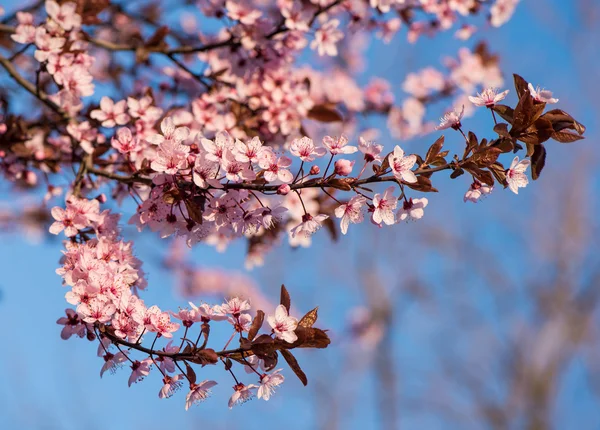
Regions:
[[0, 0, 586, 410]]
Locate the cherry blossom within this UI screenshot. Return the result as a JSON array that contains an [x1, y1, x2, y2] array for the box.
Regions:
[[128, 358, 153, 387], [372, 187, 398, 226], [257, 369, 285, 401], [335, 195, 367, 235], [388, 146, 417, 183], [464, 181, 494, 203], [506, 156, 530, 194], [45, 1, 81, 31], [290, 137, 327, 162], [228, 383, 257, 409], [397, 198, 429, 222], [91, 97, 130, 128], [528, 83, 559, 104], [322, 135, 358, 155], [159, 374, 185, 399], [311, 20, 343, 57], [185, 380, 218, 410], [267, 304, 299, 343], [436, 106, 465, 130], [290, 213, 329, 238], [468, 88, 510, 107]]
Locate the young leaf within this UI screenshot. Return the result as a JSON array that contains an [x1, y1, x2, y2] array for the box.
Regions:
[[513, 74, 529, 99], [307, 104, 343, 123], [280, 349, 308, 386], [248, 310, 264, 341], [425, 136, 444, 164], [184, 362, 197, 384], [298, 307, 319, 328], [531, 144, 546, 180], [280, 285, 291, 313]]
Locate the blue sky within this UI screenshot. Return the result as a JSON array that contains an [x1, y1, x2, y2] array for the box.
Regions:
[[0, 0, 598, 428]]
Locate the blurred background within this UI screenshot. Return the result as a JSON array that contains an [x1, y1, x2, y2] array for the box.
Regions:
[[0, 0, 599, 429]]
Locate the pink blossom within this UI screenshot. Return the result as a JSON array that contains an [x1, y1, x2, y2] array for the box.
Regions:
[[436, 106, 465, 130], [185, 380, 218, 410], [388, 146, 417, 183], [11, 12, 36, 44], [46, 1, 81, 31], [506, 156, 530, 194], [111, 128, 139, 154], [335, 195, 367, 235], [257, 369, 285, 401], [464, 180, 493, 203], [290, 213, 329, 238], [77, 298, 116, 324], [128, 358, 153, 386], [267, 304, 298, 343], [127, 96, 163, 122], [189, 302, 228, 322], [201, 131, 234, 162], [90, 97, 130, 128], [468, 88, 509, 107], [228, 383, 257, 409], [322, 135, 358, 155], [359, 137, 384, 164], [220, 149, 256, 182], [193, 154, 221, 189], [397, 197, 428, 222], [49, 206, 86, 237], [310, 19, 343, 57], [226, 1, 262, 25], [490, 0, 519, 28], [371, 186, 397, 226], [148, 311, 180, 338], [100, 351, 129, 377], [528, 83, 558, 104], [151, 140, 190, 174], [34, 27, 65, 63], [258, 149, 293, 183], [334, 159, 354, 176], [235, 136, 263, 163], [159, 374, 185, 399], [56, 308, 86, 339], [147, 117, 190, 146], [290, 137, 327, 161]]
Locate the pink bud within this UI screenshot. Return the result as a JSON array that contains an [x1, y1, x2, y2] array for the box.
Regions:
[[24, 170, 38, 186], [309, 165, 320, 175], [96, 193, 107, 204], [277, 184, 291, 195], [334, 159, 355, 176]]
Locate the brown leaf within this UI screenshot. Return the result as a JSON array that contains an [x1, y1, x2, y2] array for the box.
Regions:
[[492, 105, 514, 124], [513, 74, 529, 99], [184, 362, 197, 384], [489, 162, 507, 186], [280, 349, 308, 386], [493, 123, 511, 139], [425, 136, 444, 164], [298, 307, 319, 328], [188, 348, 218, 366], [450, 168, 464, 179], [184, 199, 204, 225], [512, 89, 535, 132], [307, 104, 343, 123], [531, 144, 546, 180], [248, 310, 264, 341], [551, 130, 585, 143], [328, 178, 353, 191], [471, 147, 502, 167], [145, 26, 170, 48], [292, 327, 331, 349], [541, 109, 586, 135], [405, 175, 438, 192], [252, 334, 277, 358], [280, 285, 291, 313]]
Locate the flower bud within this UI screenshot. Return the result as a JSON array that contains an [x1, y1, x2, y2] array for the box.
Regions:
[[277, 184, 291, 195], [334, 159, 355, 176], [309, 165, 320, 175]]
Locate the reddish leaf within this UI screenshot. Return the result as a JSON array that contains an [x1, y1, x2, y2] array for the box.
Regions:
[[184, 362, 197, 384], [280, 285, 291, 313], [307, 104, 343, 123], [531, 144, 546, 180], [425, 136, 444, 164], [248, 310, 264, 341], [552, 130, 585, 143], [298, 307, 319, 328], [513, 74, 529, 99], [280, 349, 308, 386]]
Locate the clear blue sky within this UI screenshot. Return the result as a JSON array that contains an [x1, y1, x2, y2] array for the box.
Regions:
[[0, 1, 598, 429]]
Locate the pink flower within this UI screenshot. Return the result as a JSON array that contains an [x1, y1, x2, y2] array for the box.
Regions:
[[49, 206, 86, 237], [322, 135, 358, 155], [201, 131, 234, 162], [111, 128, 139, 154], [33, 27, 65, 63], [490, 0, 519, 28], [151, 140, 190, 174], [235, 136, 263, 163], [127, 96, 163, 122], [290, 213, 329, 238], [77, 298, 116, 324], [290, 137, 327, 162], [220, 149, 256, 182], [267, 304, 298, 343], [189, 302, 228, 322], [278, 184, 291, 195], [100, 351, 129, 377], [359, 137, 384, 164], [56, 308, 86, 339], [464, 180, 493, 203], [91, 97, 130, 128], [185, 380, 218, 410], [281, 3, 312, 31], [148, 310, 180, 338], [371, 186, 397, 226], [468, 88, 509, 107], [310, 19, 343, 57], [192, 155, 220, 189], [46, 1, 81, 31], [226, 1, 262, 25], [397, 197, 428, 222], [159, 374, 185, 399], [436, 106, 464, 130], [257, 369, 285, 401], [11, 12, 36, 44], [147, 117, 190, 146], [128, 358, 153, 386], [528, 83, 558, 104], [388, 146, 417, 183], [335, 195, 367, 235], [258, 149, 293, 183], [506, 156, 530, 194], [334, 159, 354, 176], [220, 297, 251, 317], [228, 383, 257, 409]]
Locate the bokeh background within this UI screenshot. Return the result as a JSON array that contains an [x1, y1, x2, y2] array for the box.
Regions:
[[1, 0, 599, 429]]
